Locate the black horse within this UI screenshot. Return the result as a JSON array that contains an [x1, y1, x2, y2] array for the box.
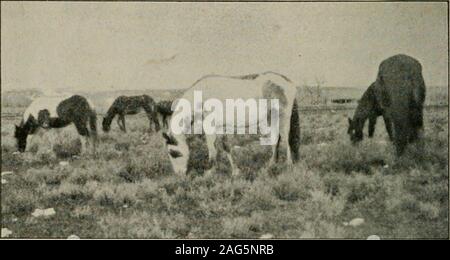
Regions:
[[14, 95, 98, 153], [348, 54, 426, 155], [102, 95, 160, 133], [347, 82, 393, 143], [155, 100, 173, 130]]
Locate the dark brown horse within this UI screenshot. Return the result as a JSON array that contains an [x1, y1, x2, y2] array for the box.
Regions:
[[102, 95, 160, 133], [15, 95, 98, 153], [348, 54, 426, 155], [347, 82, 393, 143], [155, 100, 173, 130]]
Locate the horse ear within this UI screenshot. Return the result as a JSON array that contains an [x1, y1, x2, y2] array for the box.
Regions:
[[348, 117, 352, 124]]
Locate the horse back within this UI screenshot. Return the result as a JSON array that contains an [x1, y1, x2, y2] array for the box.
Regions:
[[56, 95, 95, 119]]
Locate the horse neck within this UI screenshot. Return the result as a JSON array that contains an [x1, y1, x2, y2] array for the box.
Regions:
[[354, 92, 375, 123], [21, 117, 38, 135]]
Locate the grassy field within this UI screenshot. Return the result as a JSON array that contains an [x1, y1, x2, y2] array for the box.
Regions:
[[1, 90, 448, 239]]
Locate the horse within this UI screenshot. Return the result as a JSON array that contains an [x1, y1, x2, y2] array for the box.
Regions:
[[161, 71, 300, 175], [155, 100, 173, 130], [349, 54, 426, 155], [14, 95, 98, 153], [102, 95, 160, 133], [347, 82, 393, 143]]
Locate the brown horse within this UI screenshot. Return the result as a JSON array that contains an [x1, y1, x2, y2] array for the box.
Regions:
[[348, 54, 426, 155], [102, 95, 160, 133]]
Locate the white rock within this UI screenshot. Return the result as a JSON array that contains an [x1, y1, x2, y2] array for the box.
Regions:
[[123, 204, 129, 209], [1, 179, 7, 184], [1, 171, 13, 177], [67, 235, 80, 240], [12, 151, 20, 155], [234, 146, 241, 149], [367, 235, 381, 240], [32, 208, 56, 218], [348, 218, 365, 227], [383, 164, 389, 169], [260, 233, 274, 239], [1, 228, 13, 238], [59, 161, 69, 167]]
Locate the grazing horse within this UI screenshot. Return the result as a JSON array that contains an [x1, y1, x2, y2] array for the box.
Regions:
[[162, 72, 300, 175], [102, 95, 160, 133], [349, 54, 426, 155], [155, 100, 173, 130], [14, 95, 98, 153], [347, 82, 393, 143]]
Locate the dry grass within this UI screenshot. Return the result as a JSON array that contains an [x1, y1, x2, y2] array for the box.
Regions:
[[1, 91, 448, 239]]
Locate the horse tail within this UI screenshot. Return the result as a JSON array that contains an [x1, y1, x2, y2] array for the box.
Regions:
[[288, 98, 300, 163]]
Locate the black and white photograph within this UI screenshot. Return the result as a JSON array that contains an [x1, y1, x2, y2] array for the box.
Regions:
[[0, 1, 448, 241]]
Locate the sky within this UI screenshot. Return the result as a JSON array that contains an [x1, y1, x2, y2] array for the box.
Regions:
[[1, 2, 448, 93]]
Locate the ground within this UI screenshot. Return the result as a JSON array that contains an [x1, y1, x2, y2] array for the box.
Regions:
[[1, 89, 448, 239]]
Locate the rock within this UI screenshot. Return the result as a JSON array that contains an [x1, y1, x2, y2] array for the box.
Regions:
[[67, 235, 80, 240], [1, 228, 13, 238], [32, 208, 56, 218], [123, 204, 129, 209], [383, 164, 389, 169], [367, 235, 381, 240], [260, 233, 274, 239], [1, 171, 13, 177], [12, 151, 20, 155], [234, 146, 241, 149], [348, 218, 365, 227], [59, 161, 69, 167], [1, 179, 7, 185]]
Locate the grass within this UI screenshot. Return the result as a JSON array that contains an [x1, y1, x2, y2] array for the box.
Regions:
[[1, 95, 448, 238]]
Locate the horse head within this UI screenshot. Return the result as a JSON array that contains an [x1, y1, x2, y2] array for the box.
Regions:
[[347, 117, 364, 144], [102, 116, 111, 132]]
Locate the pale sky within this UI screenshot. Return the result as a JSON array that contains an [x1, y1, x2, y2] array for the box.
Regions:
[[1, 2, 448, 92]]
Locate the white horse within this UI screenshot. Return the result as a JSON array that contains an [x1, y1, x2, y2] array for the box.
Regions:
[[162, 72, 300, 175]]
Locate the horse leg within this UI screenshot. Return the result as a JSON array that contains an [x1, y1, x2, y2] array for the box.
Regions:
[[215, 135, 239, 175], [392, 120, 409, 156], [163, 115, 168, 129], [368, 116, 377, 138], [409, 105, 424, 143], [280, 105, 293, 165], [74, 121, 90, 155], [383, 114, 394, 141], [205, 134, 217, 173], [122, 116, 127, 133], [117, 114, 126, 132]]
